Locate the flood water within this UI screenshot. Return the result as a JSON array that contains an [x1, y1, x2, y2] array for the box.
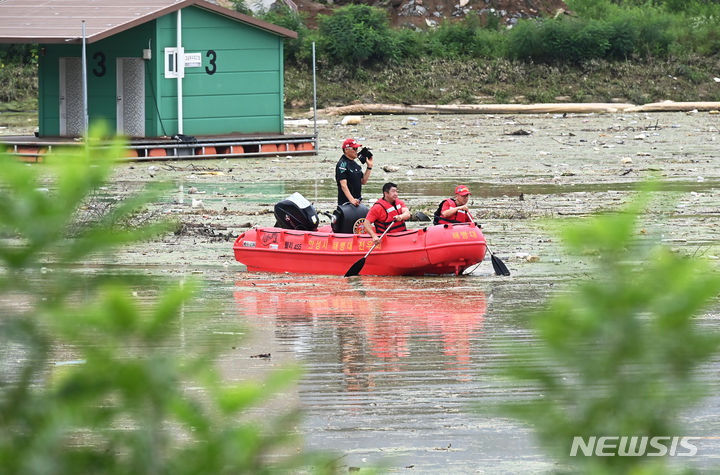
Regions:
[[220, 261, 720, 473], [25, 111, 720, 472], [227, 271, 554, 472]]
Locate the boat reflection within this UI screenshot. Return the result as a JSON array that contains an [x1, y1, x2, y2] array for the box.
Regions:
[[234, 276, 487, 391]]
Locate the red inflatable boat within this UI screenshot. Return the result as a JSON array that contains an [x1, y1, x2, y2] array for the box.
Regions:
[[233, 222, 486, 276]]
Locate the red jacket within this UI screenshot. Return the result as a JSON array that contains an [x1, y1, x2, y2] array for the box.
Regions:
[[367, 198, 407, 233], [437, 198, 472, 224]]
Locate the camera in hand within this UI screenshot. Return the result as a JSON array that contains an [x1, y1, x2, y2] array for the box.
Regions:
[[358, 147, 373, 164]]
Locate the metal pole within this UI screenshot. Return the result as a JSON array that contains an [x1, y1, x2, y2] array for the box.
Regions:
[[81, 20, 89, 134], [312, 41, 317, 150], [177, 9, 183, 135]]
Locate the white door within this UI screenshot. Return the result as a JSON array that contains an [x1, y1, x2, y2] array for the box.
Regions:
[[59, 57, 83, 136], [116, 57, 145, 137]]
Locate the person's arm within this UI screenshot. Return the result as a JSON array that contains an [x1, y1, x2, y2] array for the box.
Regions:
[[441, 200, 468, 218], [339, 179, 360, 206], [394, 205, 411, 222], [363, 216, 380, 244], [361, 156, 373, 185]]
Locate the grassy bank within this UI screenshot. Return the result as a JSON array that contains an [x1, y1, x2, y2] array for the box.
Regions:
[[284, 54, 720, 110]]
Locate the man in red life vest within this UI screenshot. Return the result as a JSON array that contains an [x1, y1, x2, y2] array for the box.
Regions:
[[363, 182, 411, 245], [434, 185, 473, 225]]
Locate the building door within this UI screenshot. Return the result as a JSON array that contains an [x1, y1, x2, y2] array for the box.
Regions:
[[116, 58, 145, 137], [59, 57, 84, 136]]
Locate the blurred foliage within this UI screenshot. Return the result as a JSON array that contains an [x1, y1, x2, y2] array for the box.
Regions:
[[492, 190, 720, 473], [0, 125, 337, 474]]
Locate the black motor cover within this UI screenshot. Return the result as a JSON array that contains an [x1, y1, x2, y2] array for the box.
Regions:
[[331, 202, 369, 234], [274, 193, 319, 231]]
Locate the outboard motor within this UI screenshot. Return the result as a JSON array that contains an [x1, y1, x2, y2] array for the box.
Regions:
[[331, 202, 369, 234], [274, 192, 319, 231]]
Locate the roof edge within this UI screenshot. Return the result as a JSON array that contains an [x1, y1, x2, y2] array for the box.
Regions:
[[193, 1, 298, 39], [84, 0, 197, 44], [0, 0, 297, 44]]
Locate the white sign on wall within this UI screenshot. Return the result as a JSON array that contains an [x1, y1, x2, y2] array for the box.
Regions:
[[184, 53, 202, 68]]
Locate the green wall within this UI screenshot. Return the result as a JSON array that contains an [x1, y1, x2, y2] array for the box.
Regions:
[[38, 22, 156, 136], [155, 6, 285, 136], [38, 6, 286, 137]]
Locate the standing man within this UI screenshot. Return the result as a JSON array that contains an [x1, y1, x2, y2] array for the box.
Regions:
[[364, 182, 411, 245], [336, 138, 373, 206], [434, 185, 473, 225]]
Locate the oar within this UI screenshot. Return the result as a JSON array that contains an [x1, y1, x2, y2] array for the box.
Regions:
[[469, 217, 510, 276], [485, 243, 510, 276], [344, 225, 392, 277]]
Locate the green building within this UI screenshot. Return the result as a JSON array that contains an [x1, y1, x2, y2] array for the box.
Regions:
[[0, 0, 297, 139]]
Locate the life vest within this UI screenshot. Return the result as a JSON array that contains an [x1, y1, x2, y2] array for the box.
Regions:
[[433, 198, 470, 225], [371, 198, 407, 233]]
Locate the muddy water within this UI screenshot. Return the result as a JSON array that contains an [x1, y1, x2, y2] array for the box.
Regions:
[[89, 112, 720, 471], [221, 268, 720, 473], [228, 273, 551, 472]]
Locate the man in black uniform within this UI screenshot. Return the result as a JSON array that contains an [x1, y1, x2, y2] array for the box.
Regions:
[[335, 138, 373, 206]]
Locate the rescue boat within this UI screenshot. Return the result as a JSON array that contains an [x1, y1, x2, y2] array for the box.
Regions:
[[233, 222, 486, 276]]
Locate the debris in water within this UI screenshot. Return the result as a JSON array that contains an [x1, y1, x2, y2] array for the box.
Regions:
[[341, 115, 362, 125], [506, 129, 532, 136]]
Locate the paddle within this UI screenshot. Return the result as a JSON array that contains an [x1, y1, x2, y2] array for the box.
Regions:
[[468, 216, 510, 276], [485, 243, 511, 276], [344, 224, 393, 277]]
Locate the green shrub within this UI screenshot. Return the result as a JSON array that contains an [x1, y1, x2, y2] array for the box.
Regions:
[[427, 20, 480, 58], [388, 27, 425, 62], [0, 125, 337, 474], [229, 0, 252, 16], [0, 63, 37, 103], [506, 20, 543, 60], [507, 11, 681, 63], [605, 17, 639, 59], [0, 44, 38, 66], [633, 11, 676, 56], [316, 4, 396, 67], [493, 190, 720, 473], [565, 0, 716, 16], [473, 28, 507, 58], [484, 11, 503, 31], [560, 19, 611, 62], [296, 0, 716, 67], [674, 14, 720, 56], [424, 14, 505, 59], [564, 0, 621, 19]]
